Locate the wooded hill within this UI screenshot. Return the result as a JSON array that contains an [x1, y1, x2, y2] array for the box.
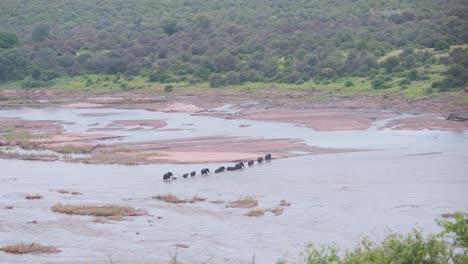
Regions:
[[0, 0, 466, 91]]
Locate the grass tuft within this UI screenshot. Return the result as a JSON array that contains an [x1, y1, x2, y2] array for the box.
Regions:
[[245, 209, 265, 217], [51, 204, 147, 217], [25, 195, 42, 200], [0, 242, 60, 254], [153, 193, 206, 204], [226, 197, 258, 208], [268, 207, 284, 216]]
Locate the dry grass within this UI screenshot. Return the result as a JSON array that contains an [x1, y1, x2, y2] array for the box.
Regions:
[[153, 194, 186, 204], [153, 194, 206, 204], [280, 200, 291, 206], [25, 194, 42, 200], [188, 196, 206, 203], [174, 244, 189, 248], [226, 197, 258, 208], [51, 204, 148, 217], [0, 242, 60, 254], [245, 209, 265, 217], [268, 207, 284, 216], [54, 189, 82, 195], [93, 217, 109, 224]]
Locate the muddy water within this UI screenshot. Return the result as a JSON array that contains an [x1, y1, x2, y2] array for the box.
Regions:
[[0, 108, 467, 264]]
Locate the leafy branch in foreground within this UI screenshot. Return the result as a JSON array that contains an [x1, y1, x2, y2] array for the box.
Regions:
[[277, 213, 468, 264]]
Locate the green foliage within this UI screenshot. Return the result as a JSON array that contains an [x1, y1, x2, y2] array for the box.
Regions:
[[282, 215, 468, 264], [344, 80, 354, 87], [437, 212, 468, 248], [161, 20, 180, 35], [31, 23, 49, 43], [371, 76, 386, 89], [434, 41, 450, 51], [301, 243, 340, 264], [164, 84, 174, 92], [0, 32, 19, 49], [0, 0, 465, 92], [433, 48, 468, 91]]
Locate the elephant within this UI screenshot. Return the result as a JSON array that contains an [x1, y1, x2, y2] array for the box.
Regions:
[[215, 166, 225, 173], [183, 173, 189, 178], [265, 154, 272, 162], [201, 168, 210, 175], [163, 172, 174, 181], [248, 160, 254, 167], [257, 157, 264, 164], [190, 171, 196, 177]]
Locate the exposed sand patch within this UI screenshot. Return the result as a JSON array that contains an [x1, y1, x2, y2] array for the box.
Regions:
[[205, 108, 395, 131], [159, 103, 204, 113], [62, 102, 104, 108], [385, 115, 468, 131]]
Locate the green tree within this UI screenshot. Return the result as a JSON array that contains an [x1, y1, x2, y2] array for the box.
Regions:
[[382, 57, 400, 73], [161, 20, 180, 35], [0, 32, 19, 49], [434, 40, 450, 51], [31, 23, 49, 43]]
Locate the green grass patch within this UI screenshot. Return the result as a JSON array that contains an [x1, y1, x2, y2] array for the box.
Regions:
[[51, 145, 95, 154]]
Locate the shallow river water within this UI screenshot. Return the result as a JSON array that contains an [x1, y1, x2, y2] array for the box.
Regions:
[[0, 108, 467, 263]]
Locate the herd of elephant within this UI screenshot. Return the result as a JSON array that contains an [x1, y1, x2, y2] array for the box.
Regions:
[[163, 154, 272, 181]]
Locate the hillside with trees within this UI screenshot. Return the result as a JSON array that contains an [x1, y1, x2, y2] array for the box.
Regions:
[[0, 0, 466, 93]]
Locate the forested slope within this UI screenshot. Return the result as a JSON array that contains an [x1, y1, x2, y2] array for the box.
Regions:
[[0, 0, 466, 92]]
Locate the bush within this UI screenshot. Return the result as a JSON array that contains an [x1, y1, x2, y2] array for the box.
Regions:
[[164, 85, 174, 92], [282, 214, 468, 264], [120, 83, 128, 89], [21, 78, 52, 88], [371, 76, 386, 89], [298, 230, 466, 264], [434, 40, 450, 51], [344, 80, 354, 87], [209, 73, 225, 88], [437, 212, 468, 247], [408, 69, 419, 81]]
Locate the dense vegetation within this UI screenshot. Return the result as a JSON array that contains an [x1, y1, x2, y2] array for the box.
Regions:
[[278, 212, 468, 264], [0, 0, 467, 92]]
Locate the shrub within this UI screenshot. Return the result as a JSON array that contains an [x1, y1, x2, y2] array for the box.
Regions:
[[209, 73, 225, 88], [434, 40, 450, 51], [437, 212, 468, 247], [164, 85, 174, 92], [344, 80, 354, 87], [408, 69, 419, 81], [371, 76, 386, 89], [283, 215, 468, 264], [399, 78, 411, 85]]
